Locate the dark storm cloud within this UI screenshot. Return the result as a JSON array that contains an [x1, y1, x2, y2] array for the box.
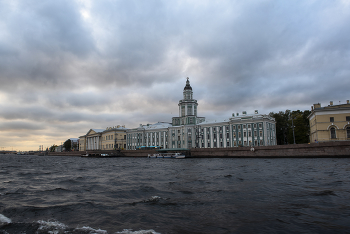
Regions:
[[1, 0, 350, 150], [0, 0, 95, 90]]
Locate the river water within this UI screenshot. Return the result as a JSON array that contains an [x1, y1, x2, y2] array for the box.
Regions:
[[0, 154, 350, 234]]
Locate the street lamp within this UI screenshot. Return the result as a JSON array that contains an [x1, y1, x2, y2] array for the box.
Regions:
[[291, 116, 296, 144]]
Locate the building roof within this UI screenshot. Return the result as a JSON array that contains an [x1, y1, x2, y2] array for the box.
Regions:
[[140, 122, 172, 130], [92, 129, 105, 133]]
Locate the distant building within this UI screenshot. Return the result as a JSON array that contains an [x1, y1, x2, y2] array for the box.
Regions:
[[308, 100, 350, 143], [79, 126, 127, 151], [70, 138, 79, 151], [126, 78, 276, 150]]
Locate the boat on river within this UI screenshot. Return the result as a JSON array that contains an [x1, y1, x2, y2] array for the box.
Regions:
[[147, 153, 185, 159], [81, 153, 120, 158]]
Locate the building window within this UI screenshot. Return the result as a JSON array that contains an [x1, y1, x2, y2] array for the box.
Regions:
[[347, 127, 350, 138], [330, 127, 336, 139], [346, 116, 350, 121], [227, 142, 230, 147], [330, 117, 334, 122]]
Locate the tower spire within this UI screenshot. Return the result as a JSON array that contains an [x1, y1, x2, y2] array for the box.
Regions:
[[184, 77, 192, 90]]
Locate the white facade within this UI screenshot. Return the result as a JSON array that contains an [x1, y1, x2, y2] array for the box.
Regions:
[[126, 78, 276, 150]]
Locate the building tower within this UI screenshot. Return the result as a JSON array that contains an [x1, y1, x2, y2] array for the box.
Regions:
[[172, 78, 205, 126]]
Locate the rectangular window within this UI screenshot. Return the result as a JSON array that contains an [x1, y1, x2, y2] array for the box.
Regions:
[[346, 116, 350, 121], [227, 133, 229, 138], [248, 124, 251, 128], [259, 123, 262, 128], [330, 117, 334, 122], [243, 132, 246, 137]]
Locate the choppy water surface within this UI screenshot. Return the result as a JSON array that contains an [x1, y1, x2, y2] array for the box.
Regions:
[[1, 155, 350, 234]]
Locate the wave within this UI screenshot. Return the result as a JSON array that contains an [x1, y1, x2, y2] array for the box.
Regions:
[[0, 215, 160, 234], [0, 214, 11, 224]]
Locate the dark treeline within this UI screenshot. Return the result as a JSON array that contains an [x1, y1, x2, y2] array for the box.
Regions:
[[269, 110, 311, 145]]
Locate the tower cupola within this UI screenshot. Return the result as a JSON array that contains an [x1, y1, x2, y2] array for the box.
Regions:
[[183, 77, 193, 100]]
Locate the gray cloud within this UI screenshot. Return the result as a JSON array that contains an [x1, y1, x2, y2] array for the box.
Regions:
[[0, 0, 349, 150]]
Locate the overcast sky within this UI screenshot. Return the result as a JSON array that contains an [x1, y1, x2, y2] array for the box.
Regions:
[[1, 0, 349, 151]]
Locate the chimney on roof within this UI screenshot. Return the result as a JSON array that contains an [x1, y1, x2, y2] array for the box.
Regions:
[[347, 100, 349, 104], [330, 101, 333, 106], [314, 103, 321, 109]]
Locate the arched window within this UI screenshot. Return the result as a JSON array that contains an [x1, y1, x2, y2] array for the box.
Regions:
[[330, 127, 336, 139], [347, 127, 350, 139]]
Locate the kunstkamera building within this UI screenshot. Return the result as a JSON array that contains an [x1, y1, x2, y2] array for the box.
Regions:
[[126, 78, 276, 150]]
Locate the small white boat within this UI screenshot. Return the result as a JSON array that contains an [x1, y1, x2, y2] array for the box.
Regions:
[[147, 153, 185, 159]]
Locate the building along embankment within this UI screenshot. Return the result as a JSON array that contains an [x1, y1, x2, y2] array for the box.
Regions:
[[46, 141, 350, 158]]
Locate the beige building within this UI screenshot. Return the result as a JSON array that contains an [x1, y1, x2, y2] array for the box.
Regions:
[[79, 126, 127, 151], [308, 100, 350, 143]]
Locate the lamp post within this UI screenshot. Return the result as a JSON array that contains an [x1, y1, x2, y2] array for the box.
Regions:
[[291, 116, 296, 144]]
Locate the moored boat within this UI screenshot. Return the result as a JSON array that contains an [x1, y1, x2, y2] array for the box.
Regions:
[[147, 153, 185, 159]]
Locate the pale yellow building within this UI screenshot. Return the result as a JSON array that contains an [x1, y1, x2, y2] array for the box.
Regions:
[[308, 100, 350, 143], [79, 126, 127, 151]]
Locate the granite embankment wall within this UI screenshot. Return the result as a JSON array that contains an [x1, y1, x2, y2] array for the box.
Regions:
[[190, 141, 350, 158], [47, 150, 156, 157], [47, 141, 349, 158]]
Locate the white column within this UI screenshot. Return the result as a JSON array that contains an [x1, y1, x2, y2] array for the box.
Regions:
[[97, 136, 100, 150]]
